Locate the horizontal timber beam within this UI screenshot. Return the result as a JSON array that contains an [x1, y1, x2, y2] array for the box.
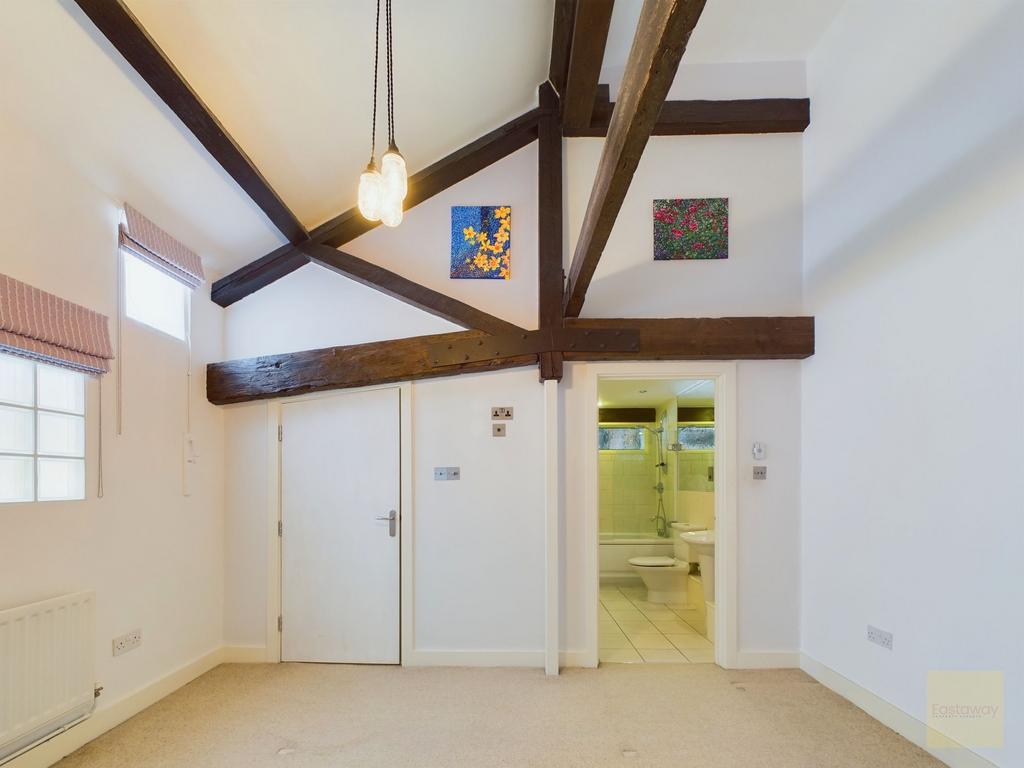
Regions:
[[599, 407, 656, 423], [300, 242, 522, 335], [73, 0, 307, 244], [427, 327, 638, 367], [566, 96, 811, 137], [563, 317, 815, 360], [212, 109, 541, 307], [206, 331, 537, 405]]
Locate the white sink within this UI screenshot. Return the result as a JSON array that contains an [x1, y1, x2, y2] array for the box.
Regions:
[[679, 530, 715, 603]]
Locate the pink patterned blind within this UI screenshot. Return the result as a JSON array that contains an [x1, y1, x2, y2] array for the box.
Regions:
[[119, 204, 205, 289], [0, 274, 114, 374]]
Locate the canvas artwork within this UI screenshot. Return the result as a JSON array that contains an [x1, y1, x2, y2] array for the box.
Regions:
[[450, 205, 511, 279], [653, 198, 728, 260]]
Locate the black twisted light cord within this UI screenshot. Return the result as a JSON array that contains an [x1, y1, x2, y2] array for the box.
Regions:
[[370, 0, 381, 163], [386, 0, 395, 147]]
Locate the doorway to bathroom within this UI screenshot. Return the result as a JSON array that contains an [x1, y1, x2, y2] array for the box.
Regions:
[[583, 363, 737, 668]]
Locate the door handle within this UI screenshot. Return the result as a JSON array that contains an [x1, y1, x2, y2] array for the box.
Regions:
[[375, 509, 397, 537]]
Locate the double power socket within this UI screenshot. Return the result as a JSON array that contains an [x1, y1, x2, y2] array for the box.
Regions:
[[112, 628, 142, 657], [491, 406, 513, 437]]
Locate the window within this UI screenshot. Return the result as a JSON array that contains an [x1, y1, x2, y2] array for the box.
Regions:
[[598, 426, 646, 450], [124, 252, 186, 340], [0, 354, 86, 503], [677, 424, 715, 451]]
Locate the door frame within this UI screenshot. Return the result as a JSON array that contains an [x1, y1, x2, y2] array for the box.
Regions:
[[582, 361, 738, 668], [264, 382, 413, 663]]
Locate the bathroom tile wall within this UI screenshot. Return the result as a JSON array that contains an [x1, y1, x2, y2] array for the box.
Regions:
[[598, 432, 660, 535], [677, 451, 715, 492]]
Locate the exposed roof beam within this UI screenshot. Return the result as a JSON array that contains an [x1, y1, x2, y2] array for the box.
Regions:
[[207, 316, 814, 405], [567, 95, 811, 137], [73, 0, 307, 244], [548, 0, 578, 97], [563, 317, 815, 360], [207, 331, 538, 405], [537, 82, 565, 381], [562, 0, 615, 133], [300, 242, 523, 336], [562, 0, 708, 318], [212, 108, 541, 307]]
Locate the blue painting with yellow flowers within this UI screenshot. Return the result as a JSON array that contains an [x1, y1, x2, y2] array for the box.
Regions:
[[450, 205, 511, 280]]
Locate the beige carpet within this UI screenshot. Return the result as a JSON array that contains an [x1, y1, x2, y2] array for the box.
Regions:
[[58, 663, 944, 768]]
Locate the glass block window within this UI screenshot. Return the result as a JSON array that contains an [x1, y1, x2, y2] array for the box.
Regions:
[[0, 354, 86, 503], [678, 425, 714, 450], [598, 426, 646, 450]]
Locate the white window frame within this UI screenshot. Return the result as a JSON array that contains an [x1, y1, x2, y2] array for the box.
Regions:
[[0, 355, 87, 503]]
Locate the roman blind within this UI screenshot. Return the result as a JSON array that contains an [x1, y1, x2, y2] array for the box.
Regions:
[[118, 204, 205, 289], [0, 274, 114, 374]]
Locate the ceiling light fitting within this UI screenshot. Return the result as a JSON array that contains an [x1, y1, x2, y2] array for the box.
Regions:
[[357, 0, 407, 227]]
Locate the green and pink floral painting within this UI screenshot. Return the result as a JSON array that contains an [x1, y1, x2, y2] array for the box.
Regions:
[[653, 198, 729, 260]]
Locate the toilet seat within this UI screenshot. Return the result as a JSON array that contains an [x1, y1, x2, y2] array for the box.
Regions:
[[628, 556, 679, 568]]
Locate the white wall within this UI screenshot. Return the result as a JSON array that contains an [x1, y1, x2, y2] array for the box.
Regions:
[[0, 116, 226, 706], [222, 114, 806, 662], [801, 2, 1023, 764]]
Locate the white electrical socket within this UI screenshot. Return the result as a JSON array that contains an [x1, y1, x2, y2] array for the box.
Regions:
[[112, 629, 142, 657], [867, 625, 893, 650]]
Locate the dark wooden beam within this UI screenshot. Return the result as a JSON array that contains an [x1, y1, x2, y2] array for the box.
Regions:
[[300, 242, 522, 336], [599, 407, 657, 423], [537, 82, 565, 381], [678, 406, 714, 421], [562, 0, 615, 133], [207, 331, 537, 405], [548, 0, 578, 97], [563, 0, 708, 318], [212, 109, 541, 307], [567, 97, 812, 137], [563, 317, 815, 360], [73, 0, 307, 244]]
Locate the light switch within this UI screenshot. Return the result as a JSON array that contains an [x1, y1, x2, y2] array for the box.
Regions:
[[753, 466, 767, 480], [434, 467, 461, 481]]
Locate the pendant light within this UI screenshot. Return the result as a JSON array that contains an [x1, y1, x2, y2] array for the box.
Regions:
[[358, 0, 406, 227], [357, 0, 383, 221]]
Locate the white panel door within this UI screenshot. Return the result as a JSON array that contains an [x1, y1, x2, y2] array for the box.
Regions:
[[281, 387, 400, 663]]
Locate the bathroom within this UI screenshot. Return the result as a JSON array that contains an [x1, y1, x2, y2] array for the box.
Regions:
[[597, 379, 716, 664]]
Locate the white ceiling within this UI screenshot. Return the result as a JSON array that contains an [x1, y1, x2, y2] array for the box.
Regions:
[[2, 1, 843, 276], [598, 378, 714, 408]]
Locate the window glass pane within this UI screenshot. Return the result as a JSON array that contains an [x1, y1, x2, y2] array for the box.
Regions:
[[124, 252, 186, 340], [0, 405, 34, 454], [37, 458, 85, 501], [0, 455, 34, 503], [678, 425, 715, 450], [36, 364, 85, 414], [598, 426, 645, 450], [0, 354, 35, 406], [37, 411, 85, 457]]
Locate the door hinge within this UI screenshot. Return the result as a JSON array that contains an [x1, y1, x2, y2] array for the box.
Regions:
[[277, 520, 283, 537], [277, 615, 282, 632], [278, 424, 283, 442]]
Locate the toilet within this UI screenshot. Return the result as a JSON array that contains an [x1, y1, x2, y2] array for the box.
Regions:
[[627, 523, 706, 603]]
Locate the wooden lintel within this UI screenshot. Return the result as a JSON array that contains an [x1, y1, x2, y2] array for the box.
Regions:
[[301, 242, 522, 336], [599, 407, 657, 423], [563, 0, 708, 318], [212, 108, 541, 307], [562, 0, 615, 132], [426, 327, 639, 367], [206, 331, 537, 406], [563, 317, 815, 360], [73, 0, 307, 244]]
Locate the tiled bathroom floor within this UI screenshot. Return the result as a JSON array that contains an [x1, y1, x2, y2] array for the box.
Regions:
[[599, 585, 714, 664]]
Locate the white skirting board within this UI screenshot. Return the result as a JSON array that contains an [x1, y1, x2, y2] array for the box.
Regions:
[[403, 650, 545, 667], [800, 654, 998, 768]]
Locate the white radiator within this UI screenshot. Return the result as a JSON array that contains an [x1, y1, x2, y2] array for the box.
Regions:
[[0, 592, 95, 764]]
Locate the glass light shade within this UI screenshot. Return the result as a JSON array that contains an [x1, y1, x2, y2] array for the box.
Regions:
[[380, 190, 404, 228], [381, 148, 408, 202], [357, 166, 384, 221]]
